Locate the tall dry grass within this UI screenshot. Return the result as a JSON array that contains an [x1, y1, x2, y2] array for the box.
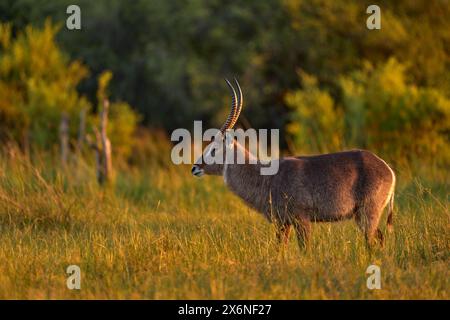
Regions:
[[0, 144, 448, 299]]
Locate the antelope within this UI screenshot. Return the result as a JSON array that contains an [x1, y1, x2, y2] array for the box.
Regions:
[[191, 79, 396, 249]]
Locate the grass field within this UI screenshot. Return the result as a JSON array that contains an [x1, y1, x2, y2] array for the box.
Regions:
[[0, 148, 448, 299]]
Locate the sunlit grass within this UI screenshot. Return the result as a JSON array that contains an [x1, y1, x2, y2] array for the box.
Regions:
[[0, 149, 448, 299]]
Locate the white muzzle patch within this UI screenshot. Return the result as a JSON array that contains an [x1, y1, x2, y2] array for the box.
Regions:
[[191, 165, 204, 177]]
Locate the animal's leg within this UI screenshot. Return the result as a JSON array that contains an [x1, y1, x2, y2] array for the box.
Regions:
[[355, 204, 383, 247], [276, 223, 292, 246], [376, 228, 384, 247], [293, 217, 311, 250]]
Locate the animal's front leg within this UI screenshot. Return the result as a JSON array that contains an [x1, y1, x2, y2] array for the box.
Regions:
[[276, 223, 292, 246], [293, 217, 311, 250]]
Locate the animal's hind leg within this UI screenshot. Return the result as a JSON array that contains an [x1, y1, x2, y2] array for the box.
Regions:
[[293, 217, 311, 250], [376, 228, 384, 246], [355, 204, 384, 247]]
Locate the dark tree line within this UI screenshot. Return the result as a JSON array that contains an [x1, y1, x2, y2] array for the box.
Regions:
[[1, 0, 449, 166]]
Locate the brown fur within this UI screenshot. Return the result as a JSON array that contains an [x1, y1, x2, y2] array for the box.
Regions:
[[194, 140, 396, 249]]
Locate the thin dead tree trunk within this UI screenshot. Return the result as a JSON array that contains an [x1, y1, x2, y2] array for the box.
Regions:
[[77, 108, 86, 151], [93, 128, 102, 184], [86, 99, 113, 186], [59, 111, 69, 167], [100, 99, 112, 184]]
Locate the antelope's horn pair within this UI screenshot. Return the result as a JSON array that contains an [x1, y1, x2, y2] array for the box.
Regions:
[[220, 78, 243, 133]]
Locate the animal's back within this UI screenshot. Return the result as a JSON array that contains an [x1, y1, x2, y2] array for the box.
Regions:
[[275, 150, 395, 222]]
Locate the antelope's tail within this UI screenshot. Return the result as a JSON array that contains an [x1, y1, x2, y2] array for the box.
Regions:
[[386, 165, 396, 233], [387, 189, 395, 233]]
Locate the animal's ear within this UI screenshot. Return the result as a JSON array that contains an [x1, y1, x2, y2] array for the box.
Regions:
[[224, 131, 234, 149]]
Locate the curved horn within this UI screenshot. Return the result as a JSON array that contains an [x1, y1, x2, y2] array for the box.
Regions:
[[234, 78, 243, 121], [220, 78, 239, 133]]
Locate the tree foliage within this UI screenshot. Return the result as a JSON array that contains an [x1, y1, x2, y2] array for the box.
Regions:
[[0, 20, 138, 159], [0, 0, 449, 167], [286, 59, 450, 166]]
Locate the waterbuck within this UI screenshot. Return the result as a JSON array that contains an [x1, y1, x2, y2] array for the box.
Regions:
[[191, 79, 396, 248]]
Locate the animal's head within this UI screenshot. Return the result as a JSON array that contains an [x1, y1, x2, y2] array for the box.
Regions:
[[191, 79, 243, 177]]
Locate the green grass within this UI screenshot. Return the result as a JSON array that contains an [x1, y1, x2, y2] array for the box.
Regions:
[[0, 150, 448, 299]]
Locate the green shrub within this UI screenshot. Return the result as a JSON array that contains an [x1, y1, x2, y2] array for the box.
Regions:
[[285, 58, 450, 169], [0, 21, 140, 161], [285, 71, 343, 153], [340, 58, 450, 165]]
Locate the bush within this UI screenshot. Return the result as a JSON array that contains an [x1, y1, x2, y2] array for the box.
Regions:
[[0, 20, 89, 147], [285, 59, 450, 168], [340, 58, 450, 165], [0, 21, 140, 161], [285, 71, 343, 153]]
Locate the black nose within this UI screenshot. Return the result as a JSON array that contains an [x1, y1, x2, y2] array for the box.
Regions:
[[191, 166, 196, 173]]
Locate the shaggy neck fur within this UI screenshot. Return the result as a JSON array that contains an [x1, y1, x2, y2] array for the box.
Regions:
[[223, 142, 274, 217]]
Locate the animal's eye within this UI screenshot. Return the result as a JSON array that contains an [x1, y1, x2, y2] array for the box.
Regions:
[[211, 149, 216, 157]]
